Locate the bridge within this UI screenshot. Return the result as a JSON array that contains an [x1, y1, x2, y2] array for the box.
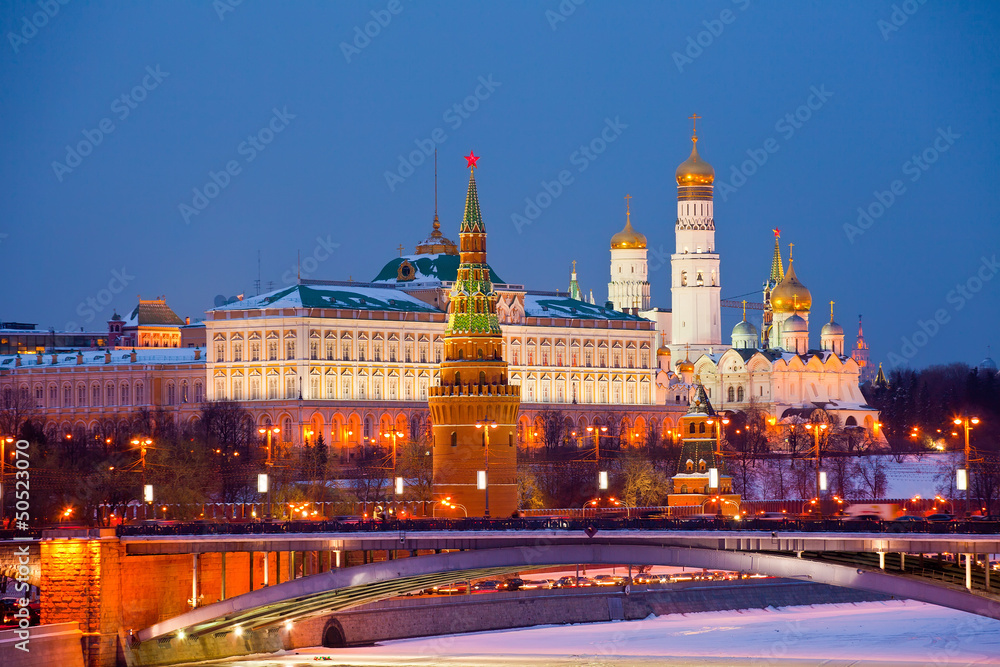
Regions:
[[16, 520, 1000, 666]]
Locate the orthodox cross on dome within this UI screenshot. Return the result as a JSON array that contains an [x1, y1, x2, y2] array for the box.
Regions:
[[689, 113, 701, 140], [572, 259, 577, 272], [397, 244, 405, 257], [465, 150, 480, 169], [742, 300, 748, 321], [624, 193, 631, 221], [788, 243, 794, 261], [829, 300, 835, 322]]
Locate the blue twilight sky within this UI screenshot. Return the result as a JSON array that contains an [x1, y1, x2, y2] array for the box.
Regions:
[[1, 1, 998, 370]]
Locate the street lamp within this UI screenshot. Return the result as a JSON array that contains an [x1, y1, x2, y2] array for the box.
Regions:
[[804, 423, 828, 505], [131, 438, 153, 513], [475, 419, 498, 517], [586, 425, 609, 491], [258, 426, 280, 519], [953, 417, 980, 517], [383, 429, 404, 479], [705, 414, 730, 465], [435, 498, 467, 517]]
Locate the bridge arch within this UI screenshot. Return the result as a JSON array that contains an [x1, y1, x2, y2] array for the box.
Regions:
[[137, 543, 1000, 644]]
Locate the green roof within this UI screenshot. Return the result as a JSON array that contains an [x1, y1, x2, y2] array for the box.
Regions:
[[524, 294, 648, 321], [210, 284, 440, 313], [372, 254, 505, 285]]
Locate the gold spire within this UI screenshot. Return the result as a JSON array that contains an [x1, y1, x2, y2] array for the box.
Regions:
[[829, 300, 835, 323], [742, 299, 748, 321]]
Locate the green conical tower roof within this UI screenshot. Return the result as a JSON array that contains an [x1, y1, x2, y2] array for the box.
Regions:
[[446, 159, 501, 336], [461, 169, 484, 233], [769, 230, 784, 284]]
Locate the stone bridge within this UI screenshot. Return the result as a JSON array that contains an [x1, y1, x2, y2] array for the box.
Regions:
[[10, 527, 1000, 666]]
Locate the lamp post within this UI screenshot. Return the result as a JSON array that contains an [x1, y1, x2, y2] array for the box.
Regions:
[[804, 423, 828, 506], [131, 437, 153, 497], [953, 417, 980, 517], [586, 425, 609, 491], [435, 498, 468, 517], [475, 419, 498, 517], [0, 436, 12, 525], [383, 429, 404, 480], [258, 426, 280, 519]]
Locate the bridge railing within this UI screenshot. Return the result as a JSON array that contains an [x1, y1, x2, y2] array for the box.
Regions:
[[111, 516, 1000, 537]]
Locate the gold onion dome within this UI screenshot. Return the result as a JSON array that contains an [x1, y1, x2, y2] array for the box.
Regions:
[[675, 138, 715, 186], [677, 358, 694, 373], [610, 218, 646, 249], [657, 345, 671, 357], [771, 258, 812, 313]]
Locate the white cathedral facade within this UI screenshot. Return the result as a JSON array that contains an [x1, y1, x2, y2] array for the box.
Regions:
[[603, 128, 879, 432]]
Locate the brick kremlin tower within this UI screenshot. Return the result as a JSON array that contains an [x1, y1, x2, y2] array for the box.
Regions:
[[428, 152, 520, 517]]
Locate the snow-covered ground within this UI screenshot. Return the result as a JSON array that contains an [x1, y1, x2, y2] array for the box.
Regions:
[[213, 599, 1000, 666]]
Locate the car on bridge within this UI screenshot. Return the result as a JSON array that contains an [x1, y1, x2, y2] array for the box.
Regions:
[[471, 580, 501, 592]]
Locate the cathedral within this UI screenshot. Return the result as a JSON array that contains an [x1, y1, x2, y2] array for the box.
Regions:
[[606, 122, 881, 434]]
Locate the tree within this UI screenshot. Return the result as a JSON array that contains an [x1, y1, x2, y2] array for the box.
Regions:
[[197, 401, 258, 503], [537, 408, 567, 451], [0, 386, 34, 439], [516, 467, 546, 510], [725, 400, 771, 499], [852, 456, 888, 500], [619, 449, 669, 508]]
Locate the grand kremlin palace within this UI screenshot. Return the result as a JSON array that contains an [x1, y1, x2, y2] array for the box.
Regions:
[[0, 132, 880, 455]]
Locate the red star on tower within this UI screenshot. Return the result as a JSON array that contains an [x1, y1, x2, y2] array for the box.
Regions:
[[465, 151, 480, 169]]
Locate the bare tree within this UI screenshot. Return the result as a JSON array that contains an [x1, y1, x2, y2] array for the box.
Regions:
[[537, 408, 567, 451], [852, 456, 889, 500], [0, 386, 34, 439]]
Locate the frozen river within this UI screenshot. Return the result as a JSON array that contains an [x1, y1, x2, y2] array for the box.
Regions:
[[193, 599, 1000, 666]]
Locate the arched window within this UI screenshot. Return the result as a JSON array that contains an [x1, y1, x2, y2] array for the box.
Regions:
[[699, 422, 706, 434], [685, 460, 693, 472], [477, 349, 484, 360], [846, 416, 857, 426], [454, 372, 461, 386], [689, 423, 696, 434], [737, 386, 745, 402], [457, 349, 464, 360], [681, 484, 688, 493], [727, 386, 735, 402], [450, 431, 457, 446], [698, 460, 706, 472], [479, 371, 486, 385]]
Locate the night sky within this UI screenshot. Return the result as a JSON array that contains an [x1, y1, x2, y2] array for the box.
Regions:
[[2, 1, 998, 370]]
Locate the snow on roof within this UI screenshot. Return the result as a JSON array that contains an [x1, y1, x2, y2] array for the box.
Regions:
[[210, 284, 441, 313], [523, 293, 647, 321], [0, 347, 205, 369], [372, 253, 507, 286]]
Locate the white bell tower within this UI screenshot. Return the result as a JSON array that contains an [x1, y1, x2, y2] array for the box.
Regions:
[[670, 116, 721, 358], [608, 194, 650, 312]]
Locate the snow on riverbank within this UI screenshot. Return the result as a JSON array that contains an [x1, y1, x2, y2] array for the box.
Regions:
[[223, 599, 1000, 666]]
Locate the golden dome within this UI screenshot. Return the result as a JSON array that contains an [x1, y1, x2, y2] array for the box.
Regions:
[[675, 138, 714, 186], [677, 358, 694, 373], [771, 259, 811, 313], [657, 345, 671, 357], [610, 212, 646, 250]]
